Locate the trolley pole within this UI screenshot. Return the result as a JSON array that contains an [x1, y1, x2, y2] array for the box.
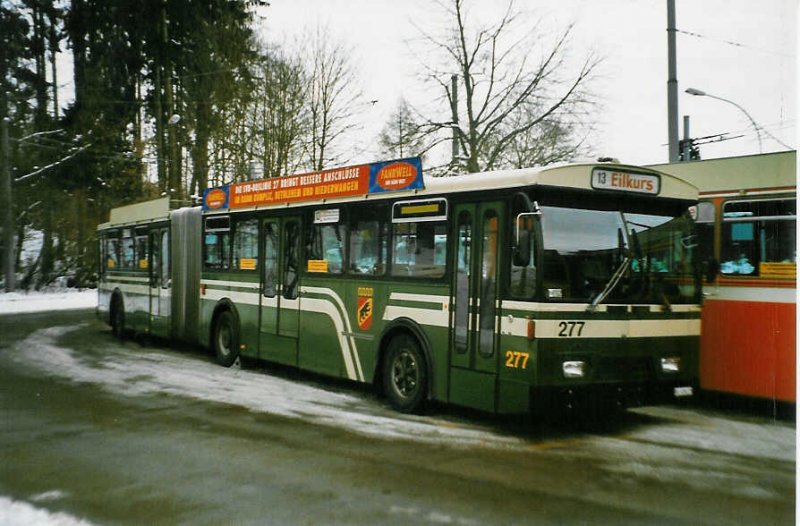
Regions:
[[667, 0, 679, 162], [1, 116, 15, 292]]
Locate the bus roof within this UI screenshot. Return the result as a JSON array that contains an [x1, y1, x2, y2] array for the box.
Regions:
[[422, 163, 697, 200], [648, 150, 796, 195], [98, 197, 170, 230], [204, 162, 698, 214]]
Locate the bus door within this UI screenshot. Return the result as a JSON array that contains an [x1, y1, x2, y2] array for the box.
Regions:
[[449, 201, 504, 412], [149, 226, 171, 338], [259, 216, 302, 366]]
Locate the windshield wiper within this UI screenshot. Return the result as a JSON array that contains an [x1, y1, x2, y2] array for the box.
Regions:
[[587, 256, 631, 312], [587, 226, 630, 312]]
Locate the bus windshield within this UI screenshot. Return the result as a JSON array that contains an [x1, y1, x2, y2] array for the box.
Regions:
[[539, 205, 698, 305]]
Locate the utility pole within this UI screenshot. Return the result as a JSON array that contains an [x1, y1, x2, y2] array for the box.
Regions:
[[681, 115, 691, 161], [162, 0, 180, 199], [1, 117, 15, 291], [667, 0, 679, 162], [450, 74, 459, 169]]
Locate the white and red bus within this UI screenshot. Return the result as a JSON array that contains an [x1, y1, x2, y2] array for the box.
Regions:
[[651, 151, 796, 405]]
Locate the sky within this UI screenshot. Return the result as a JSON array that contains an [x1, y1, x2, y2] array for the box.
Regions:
[[258, 0, 797, 166]]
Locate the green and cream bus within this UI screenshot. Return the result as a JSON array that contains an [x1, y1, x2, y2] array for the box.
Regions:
[[98, 158, 701, 415]]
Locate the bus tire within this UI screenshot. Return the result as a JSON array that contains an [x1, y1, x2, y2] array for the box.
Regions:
[[110, 295, 125, 340], [383, 334, 427, 414], [213, 310, 239, 367]]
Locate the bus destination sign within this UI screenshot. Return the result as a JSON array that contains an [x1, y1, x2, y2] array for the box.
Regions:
[[202, 157, 424, 211], [591, 168, 660, 195]]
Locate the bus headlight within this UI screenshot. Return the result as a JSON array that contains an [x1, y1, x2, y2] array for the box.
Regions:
[[661, 356, 682, 373], [563, 361, 587, 378]]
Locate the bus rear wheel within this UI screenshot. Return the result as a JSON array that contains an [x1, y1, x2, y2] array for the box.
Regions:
[[110, 297, 125, 340], [213, 310, 239, 367], [383, 334, 427, 414]]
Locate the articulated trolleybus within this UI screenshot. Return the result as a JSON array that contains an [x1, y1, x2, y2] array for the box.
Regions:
[[98, 158, 701, 415]]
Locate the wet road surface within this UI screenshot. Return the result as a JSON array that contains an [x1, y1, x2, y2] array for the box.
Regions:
[[0, 310, 795, 525]]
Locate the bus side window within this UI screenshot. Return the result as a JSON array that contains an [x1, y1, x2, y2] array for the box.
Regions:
[[306, 215, 345, 275], [349, 206, 388, 276], [263, 221, 278, 298], [284, 220, 301, 299], [391, 221, 447, 278], [232, 218, 259, 271], [105, 234, 119, 270], [160, 230, 170, 288], [150, 230, 160, 286], [720, 199, 796, 277], [135, 227, 149, 270], [204, 216, 231, 271], [120, 229, 135, 269]]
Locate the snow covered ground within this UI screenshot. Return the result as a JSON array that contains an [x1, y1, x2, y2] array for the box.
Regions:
[[1, 290, 794, 524], [0, 496, 94, 526], [0, 289, 96, 315], [1, 289, 98, 525]]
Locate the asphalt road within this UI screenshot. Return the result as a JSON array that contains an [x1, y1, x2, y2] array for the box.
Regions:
[[0, 310, 795, 525]]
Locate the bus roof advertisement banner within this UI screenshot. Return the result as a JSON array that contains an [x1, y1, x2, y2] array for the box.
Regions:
[[201, 157, 423, 211]]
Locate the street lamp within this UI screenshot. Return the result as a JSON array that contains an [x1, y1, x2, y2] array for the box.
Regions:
[[685, 87, 767, 153]]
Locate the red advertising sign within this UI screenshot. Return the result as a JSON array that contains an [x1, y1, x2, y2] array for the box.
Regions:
[[228, 164, 370, 209], [202, 157, 424, 211]]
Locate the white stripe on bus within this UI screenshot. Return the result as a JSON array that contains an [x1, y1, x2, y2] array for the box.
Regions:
[[501, 300, 701, 314], [301, 286, 364, 382], [201, 279, 260, 291], [99, 282, 150, 295], [202, 288, 261, 306], [500, 318, 701, 339], [383, 305, 450, 328], [388, 292, 450, 304], [104, 275, 150, 283], [300, 297, 358, 381]]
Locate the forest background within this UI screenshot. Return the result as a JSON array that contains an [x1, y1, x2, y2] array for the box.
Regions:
[[0, 0, 599, 289]]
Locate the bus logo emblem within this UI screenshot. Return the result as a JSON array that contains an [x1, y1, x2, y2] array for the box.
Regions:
[[357, 287, 374, 330]]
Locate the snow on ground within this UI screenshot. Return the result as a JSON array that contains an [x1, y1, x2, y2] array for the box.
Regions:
[[2, 323, 794, 521], [0, 289, 96, 315], [10, 324, 524, 449], [0, 495, 95, 526]]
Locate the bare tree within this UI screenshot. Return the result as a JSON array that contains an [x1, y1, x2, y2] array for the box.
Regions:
[[486, 103, 592, 169], [378, 99, 429, 160], [416, 0, 599, 173], [252, 46, 307, 178], [303, 27, 362, 171]]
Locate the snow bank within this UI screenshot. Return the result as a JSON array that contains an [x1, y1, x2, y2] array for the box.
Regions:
[[0, 289, 96, 315]]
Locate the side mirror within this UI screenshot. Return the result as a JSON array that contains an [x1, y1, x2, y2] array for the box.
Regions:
[[513, 227, 531, 267]]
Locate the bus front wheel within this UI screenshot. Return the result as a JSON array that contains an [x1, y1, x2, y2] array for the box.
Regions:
[[213, 310, 239, 367], [383, 334, 427, 414]]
